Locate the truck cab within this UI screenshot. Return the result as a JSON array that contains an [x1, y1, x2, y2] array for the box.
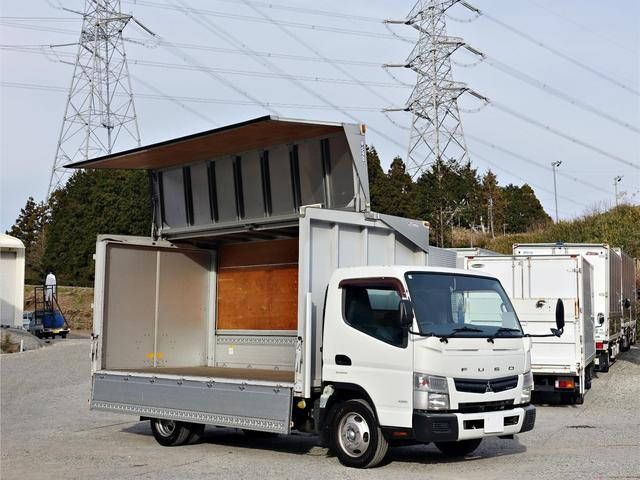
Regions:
[[320, 266, 535, 467]]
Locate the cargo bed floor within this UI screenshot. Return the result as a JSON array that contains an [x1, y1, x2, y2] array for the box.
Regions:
[[116, 366, 295, 383]]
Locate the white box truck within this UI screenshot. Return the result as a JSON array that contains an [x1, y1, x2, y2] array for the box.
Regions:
[[446, 247, 503, 268], [613, 248, 637, 350], [466, 254, 595, 403], [514, 243, 622, 372], [68, 117, 549, 468]]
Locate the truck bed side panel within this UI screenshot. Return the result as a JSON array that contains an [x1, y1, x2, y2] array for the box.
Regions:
[[91, 373, 292, 433]]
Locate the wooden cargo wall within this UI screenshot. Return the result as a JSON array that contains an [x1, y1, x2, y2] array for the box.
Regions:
[[217, 238, 299, 330]]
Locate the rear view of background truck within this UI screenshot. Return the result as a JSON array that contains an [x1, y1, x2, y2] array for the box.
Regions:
[[466, 254, 595, 403], [513, 243, 636, 372], [71, 117, 555, 468]]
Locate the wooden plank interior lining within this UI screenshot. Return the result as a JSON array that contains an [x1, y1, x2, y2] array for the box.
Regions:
[[217, 239, 299, 330], [219, 238, 298, 268]]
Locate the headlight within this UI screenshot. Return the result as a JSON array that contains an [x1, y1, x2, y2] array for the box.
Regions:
[[521, 371, 533, 404], [414, 373, 449, 411]]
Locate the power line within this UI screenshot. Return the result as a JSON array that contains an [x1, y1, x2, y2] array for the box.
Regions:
[[122, 0, 413, 42], [466, 133, 613, 195], [526, 0, 638, 56], [465, 3, 640, 97], [0, 80, 383, 111], [460, 49, 640, 134], [171, 0, 409, 156], [489, 100, 640, 171], [470, 150, 588, 209]]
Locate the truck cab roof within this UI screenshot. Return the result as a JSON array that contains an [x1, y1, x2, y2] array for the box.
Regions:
[[332, 265, 498, 281]]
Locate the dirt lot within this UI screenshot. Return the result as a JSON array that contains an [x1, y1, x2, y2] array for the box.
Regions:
[[1, 340, 639, 480], [23, 285, 94, 330]]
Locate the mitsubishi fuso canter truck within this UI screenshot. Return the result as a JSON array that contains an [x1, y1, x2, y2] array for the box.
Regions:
[[513, 243, 628, 372], [69, 117, 550, 468]]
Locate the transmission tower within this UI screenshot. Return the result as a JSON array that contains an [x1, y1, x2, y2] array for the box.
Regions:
[[48, 0, 142, 196], [385, 0, 484, 178]]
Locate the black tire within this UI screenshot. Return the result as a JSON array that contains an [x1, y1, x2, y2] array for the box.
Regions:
[[61, 332, 68, 339], [241, 429, 279, 440], [573, 393, 584, 405], [621, 336, 630, 352], [584, 366, 592, 390], [599, 353, 610, 373], [331, 399, 388, 468], [150, 418, 193, 447], [435, 438, 482, 457], [187, 423, 206, 444]]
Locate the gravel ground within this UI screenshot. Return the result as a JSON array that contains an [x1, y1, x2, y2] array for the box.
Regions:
[[1, 340, 639, 480]]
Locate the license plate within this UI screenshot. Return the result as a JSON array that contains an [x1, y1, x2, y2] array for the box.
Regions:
[[484, 413, 504, 433]]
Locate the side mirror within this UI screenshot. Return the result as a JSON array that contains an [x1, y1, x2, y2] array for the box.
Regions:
[[623, 298, 631, 310], [597, 313, 605, 325], [399, 299, 414, 329], [551, 299, 564, 337]]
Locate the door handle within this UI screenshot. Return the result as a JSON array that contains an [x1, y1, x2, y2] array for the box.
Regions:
[[335, 354, 352, 366]]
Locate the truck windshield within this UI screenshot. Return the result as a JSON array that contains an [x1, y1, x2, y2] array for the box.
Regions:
[[404, 272, 523, 338]]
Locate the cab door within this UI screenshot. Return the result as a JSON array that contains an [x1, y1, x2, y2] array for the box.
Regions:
[[323, 278, 413, 428]]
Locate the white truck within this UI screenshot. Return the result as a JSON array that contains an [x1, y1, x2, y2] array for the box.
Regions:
[[69, 116, 553, 468], [513, 243, 622, 372], [613, 248, 637, 350], [466, 254, 595, 403], [446, 247, 503, 269]]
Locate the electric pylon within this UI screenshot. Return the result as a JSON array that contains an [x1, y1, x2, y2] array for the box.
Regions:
[[385, 0, 484, 178], [48, 0, 141, 196]]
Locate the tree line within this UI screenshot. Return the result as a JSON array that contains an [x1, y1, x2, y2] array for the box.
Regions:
[[367, 147, 551, 246], [7, 149, 550, 286]]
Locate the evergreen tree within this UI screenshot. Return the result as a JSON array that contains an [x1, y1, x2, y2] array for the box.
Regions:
[[384, 156, 417, 218], [43, 169, 152, 286], [480, 170, 505, 237], [502, 184, 552, 233], [366, 146, 387, 213], [6, 196, 50, 283]]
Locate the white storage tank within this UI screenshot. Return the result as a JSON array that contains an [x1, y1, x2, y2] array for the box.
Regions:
[[0, 234, 25, 328]]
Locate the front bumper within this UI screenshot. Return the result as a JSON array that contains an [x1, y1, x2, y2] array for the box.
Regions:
[[412, 405, 535, 442]]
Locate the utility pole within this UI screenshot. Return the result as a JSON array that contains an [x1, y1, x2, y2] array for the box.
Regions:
[[614, 175, 623, 206], [48, 0, 146, 196], [551, 161, 562, 223], [488, 197, 494, 238]]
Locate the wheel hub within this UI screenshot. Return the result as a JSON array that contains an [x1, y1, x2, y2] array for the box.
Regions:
[[338, 413, 370, 458], [156, 419, 176, 437]]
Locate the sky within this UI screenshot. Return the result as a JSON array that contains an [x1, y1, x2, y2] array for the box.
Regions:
[[1, 0, 639, 231]]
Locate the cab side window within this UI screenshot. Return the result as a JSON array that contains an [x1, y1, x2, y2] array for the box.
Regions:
[[342, 285, 406, 347]]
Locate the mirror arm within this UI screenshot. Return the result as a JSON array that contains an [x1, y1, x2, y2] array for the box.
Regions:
[[525, 328, 563, 338]]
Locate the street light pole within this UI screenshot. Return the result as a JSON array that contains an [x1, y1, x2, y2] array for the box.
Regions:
[[614, 175, 623, 206], [551, 161, 562, 223]]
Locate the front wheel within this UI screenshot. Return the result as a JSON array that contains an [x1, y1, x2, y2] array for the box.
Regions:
[[150, 418, 195, 446], [435, 438, 482, 457], [331, 399, 388, 468]]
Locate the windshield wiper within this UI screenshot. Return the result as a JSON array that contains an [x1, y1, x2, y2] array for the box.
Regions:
[[438, 326, 484, 343], [408, 329, 441, 339], [486, 327, 522, 343]]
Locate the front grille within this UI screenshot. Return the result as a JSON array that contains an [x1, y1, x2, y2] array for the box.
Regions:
[[458, 399, 514, 414], [454, 376, 518, 394]]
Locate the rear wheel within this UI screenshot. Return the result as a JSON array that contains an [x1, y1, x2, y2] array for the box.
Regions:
[[599, 353, 610, 373], [435, 438, 482, 457], [150, 418, 194, 446], [331, 399, 388, 468], [621, 335, 630, 352]]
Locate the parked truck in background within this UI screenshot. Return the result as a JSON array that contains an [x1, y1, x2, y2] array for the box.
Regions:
[[466, 254, 595, 403], [613, 248, 637, 350], [513, 243, 623, 372], [70, 117, 550, 468]]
